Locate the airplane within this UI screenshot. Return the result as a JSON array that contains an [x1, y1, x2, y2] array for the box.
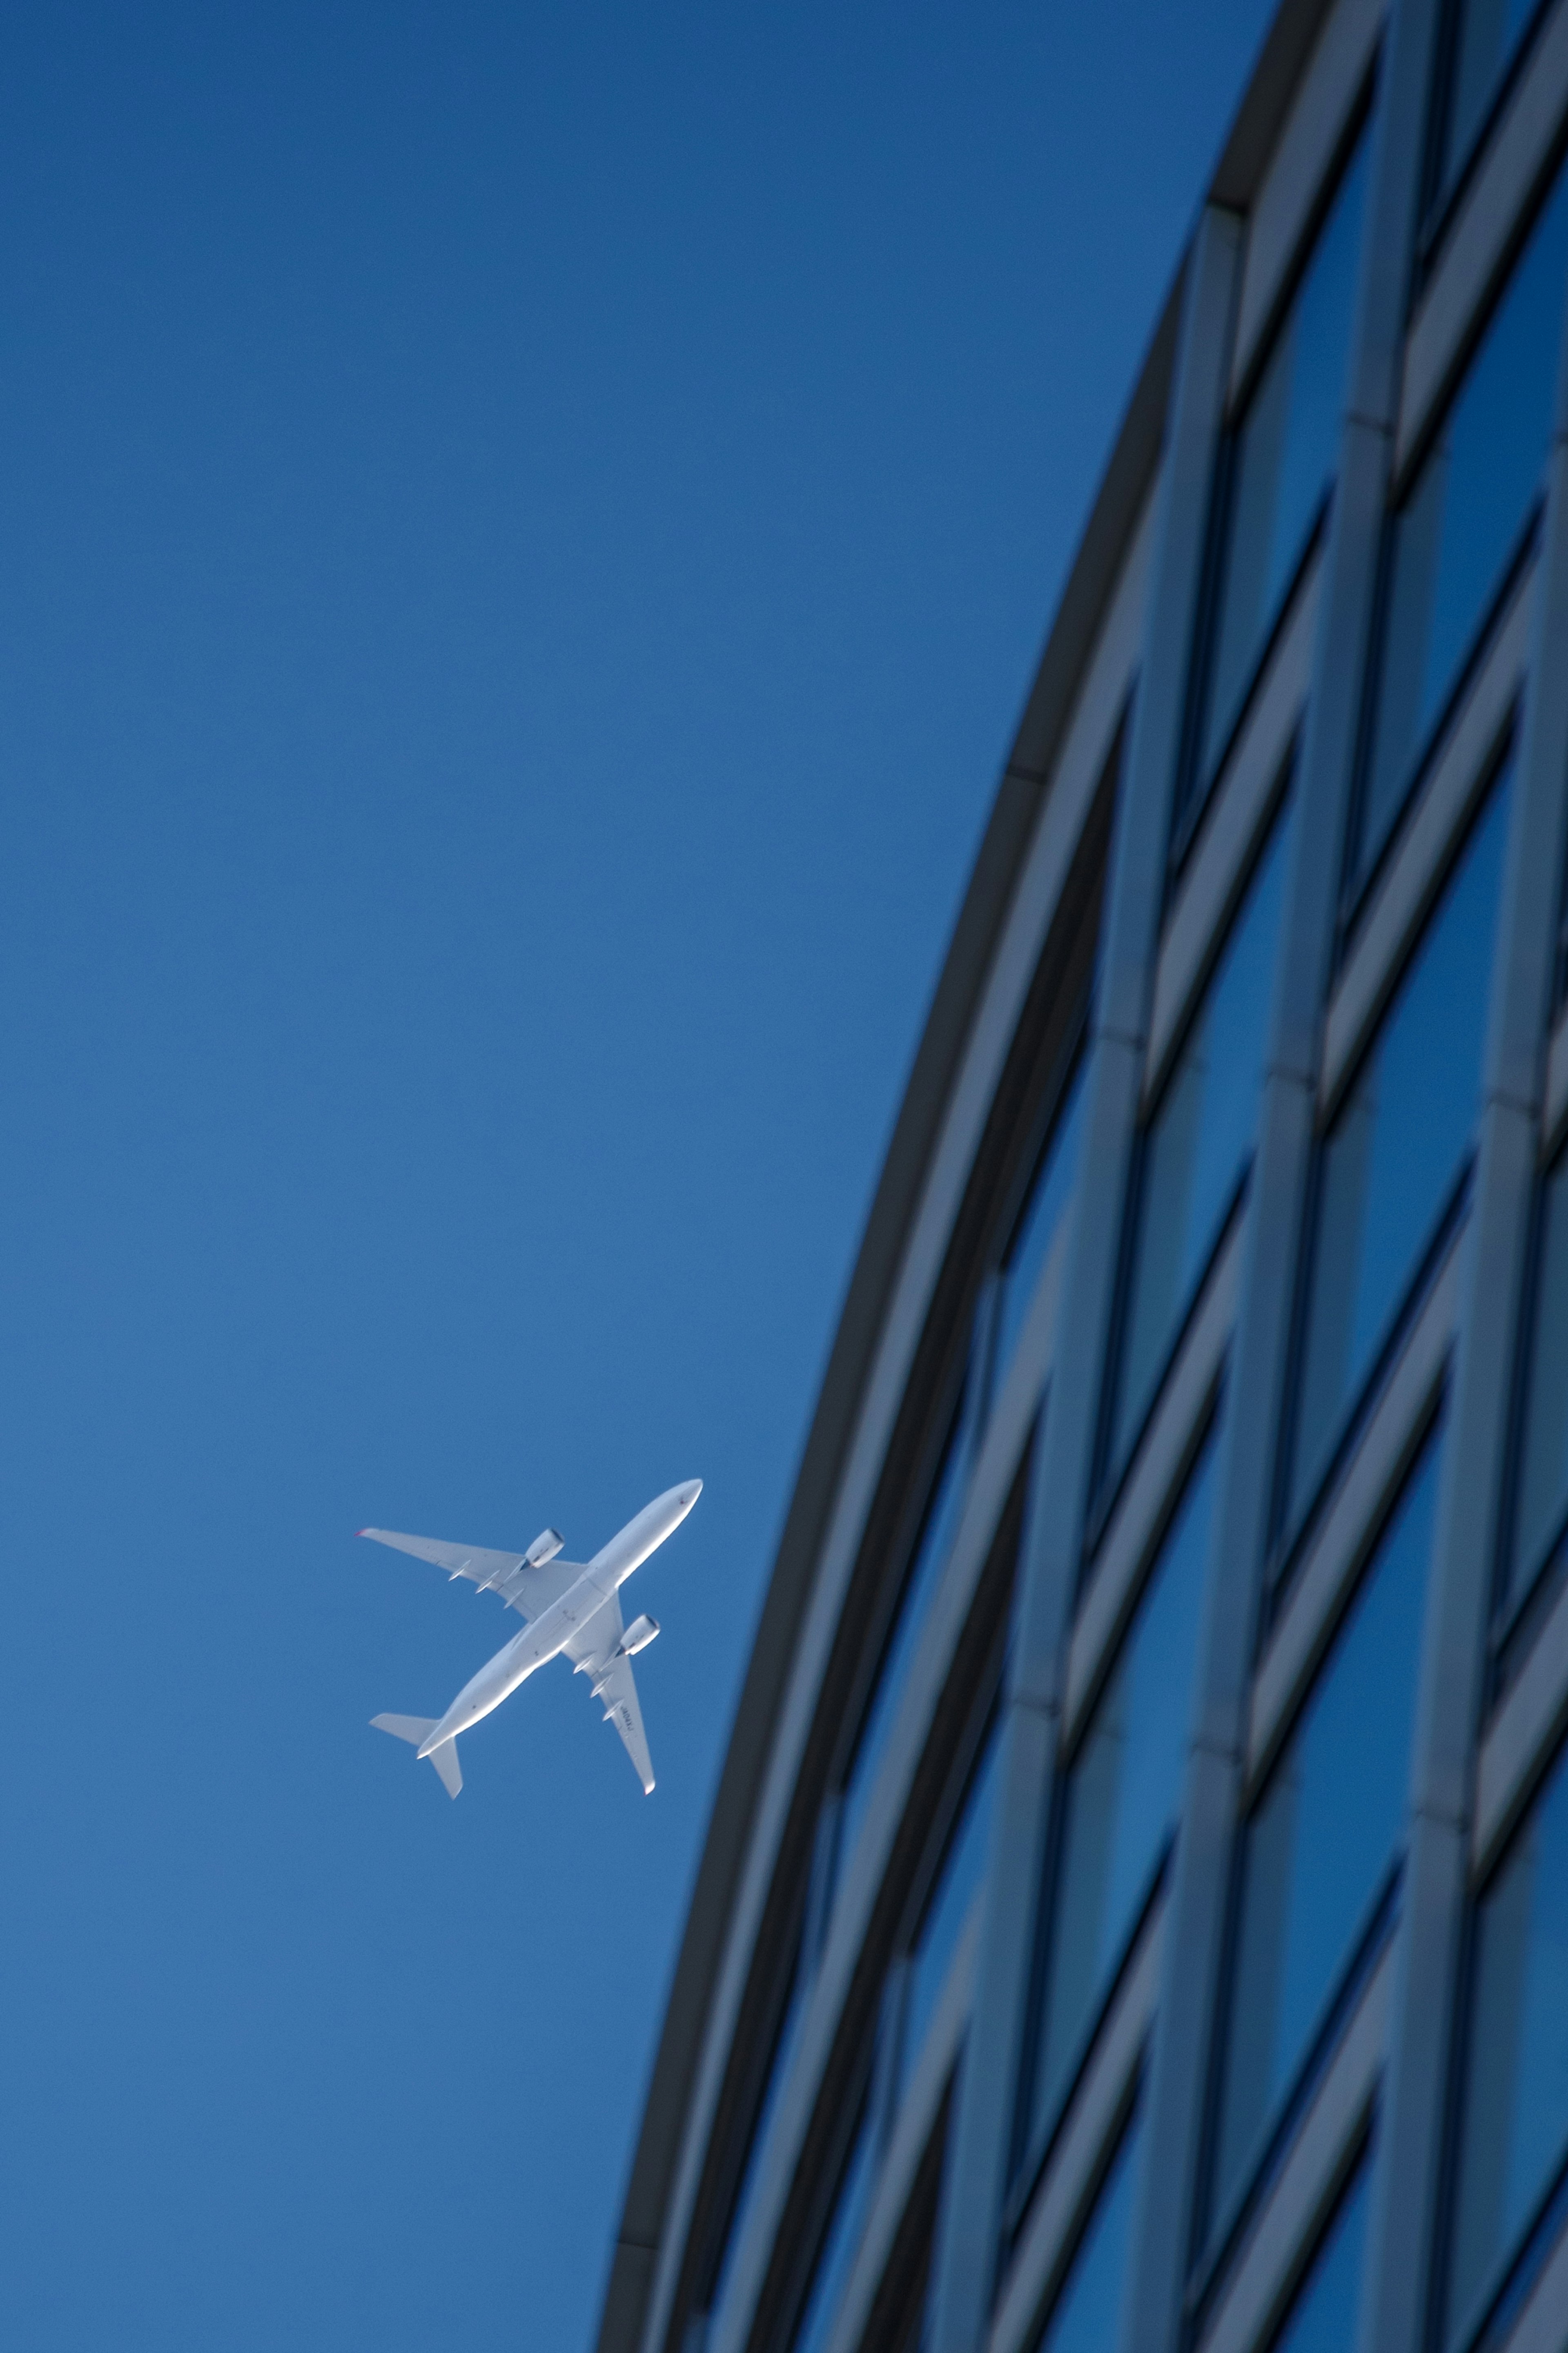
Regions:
[[361, 1478, 701, 1798]]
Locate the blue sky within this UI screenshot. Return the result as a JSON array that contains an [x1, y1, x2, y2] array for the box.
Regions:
[[0, 3, 1272, 2345]]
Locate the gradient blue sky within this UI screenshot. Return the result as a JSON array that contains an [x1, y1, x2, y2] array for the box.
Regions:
[[0, 4, 1273, 2345]]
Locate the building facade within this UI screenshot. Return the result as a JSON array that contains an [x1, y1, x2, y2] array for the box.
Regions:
[[597, 2, 1568, 2349]]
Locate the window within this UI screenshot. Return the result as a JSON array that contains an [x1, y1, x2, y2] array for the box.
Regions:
[[1504, 1149, 1568, 1618], [897, 1725, 1000, 2109], [1358, 165, 1568, 879], [1107, 807, 1290, 1476], [990, 1055, 1088, 1413], [1029, 2108, 1143, 2353], [1445, 1734, 1568, 2337], [1269, 2162, 1371, 2351], [1434, 0, 1542, 204], [1192, 133, 1369, 801], [1286, 766, 1509, 1523], [835, 1397, 971, 1899], [791, 2094, 878, 2353], [1024, 1434, 1217, 2161], [706, 1934, 809, 2332], [1210, 1439, 1439, 2223]]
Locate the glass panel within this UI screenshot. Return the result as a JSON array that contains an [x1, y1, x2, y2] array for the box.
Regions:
[[1271, 2164, 1370, 2351], [991, 1057, 1088, 1406], [898, 1726, 1001, 2107], [1109, 810, 1290, 1472], [836, 1397, 969, 1894], [1507, 1151, 1568, 1611], [1447, 1735, 1568, 2331], [1198, 135, 1369, 786], [1027, 1435, 1217, 2151], [1212, 1440, 1439, 2218], [1030, 2109, 1142, 2353], [1288, 770, 1509, 1519], [1439, 0, 1540, 198], [1359, 165, 1568, 872], [707, 1937, 809, 2331], [791, 2094, 877, 2353]]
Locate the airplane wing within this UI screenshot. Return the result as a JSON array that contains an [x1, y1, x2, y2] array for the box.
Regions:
[[563, 1592, 655, 1794], [358, 1528, 583, 1621], [595, 1654, 655, 1795]]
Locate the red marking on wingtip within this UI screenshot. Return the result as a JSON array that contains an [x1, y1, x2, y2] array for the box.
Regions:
[[356, 1527, 370, 1538]]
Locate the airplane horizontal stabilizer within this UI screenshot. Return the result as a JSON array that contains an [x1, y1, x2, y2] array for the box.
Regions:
[[370, 1713, 438, 1747], [370, 1712, 463, 1798]]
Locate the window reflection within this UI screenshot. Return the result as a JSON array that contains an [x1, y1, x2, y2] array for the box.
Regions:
[[1029, 2107, 1142, 2353], [1211, 1440, 1439, 2221], [1270, 2163, 1371, 2351], [990, 1057, 1088, 1413], [1025, 1434, 1217, 2159], [1287, 768, 1509, 1521], [1446, 1734, 1568, 2333], [835, 1397, 971, 1903], [1195, 134, 1369, 794], [897, 1725, 1001, 2109], [1108, 807, 1290, 1475], [707, 1932, 808, 2333], [1436, 0, 1540, 201], [1506, 1149, 1568, 1615], [1359, 166, 1568, 877], [791, 2092, 877, 2353]]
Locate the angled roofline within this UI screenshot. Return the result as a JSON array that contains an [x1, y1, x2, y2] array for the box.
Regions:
[[593, 6, 1340, 2345]]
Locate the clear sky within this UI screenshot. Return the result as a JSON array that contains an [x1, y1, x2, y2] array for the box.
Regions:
[[0, 3, 1273, 2346]]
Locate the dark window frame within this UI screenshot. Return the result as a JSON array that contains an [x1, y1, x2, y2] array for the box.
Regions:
[[1488, 1135, 1568, 1703], [1342, 497, 1538, 928], [1008, 1397, 1222, 2225], [1191, 1853, 1397, 2317], [1097, 754, 1295, 1531], [1271, 726, 1514, 1571], [1196, 1416, 1448, 2278], [1418, 0, 1559, 279], [1171, 76, 1376, 867], [1021, 2076, 1146, 2353], [1429, 1727, 1568, 2353]]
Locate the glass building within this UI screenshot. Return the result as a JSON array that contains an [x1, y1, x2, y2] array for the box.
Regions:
[[596, 2, 1568, 2350]]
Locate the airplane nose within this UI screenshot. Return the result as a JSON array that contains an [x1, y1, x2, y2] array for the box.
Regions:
[[682, 1479, 703, 1507]]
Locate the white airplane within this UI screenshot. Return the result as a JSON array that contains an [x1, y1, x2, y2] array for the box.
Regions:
[[361, 1478, 701, 1798]]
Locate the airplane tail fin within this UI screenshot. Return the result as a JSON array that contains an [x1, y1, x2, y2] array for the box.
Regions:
[[370, 1713, 463, 1799]]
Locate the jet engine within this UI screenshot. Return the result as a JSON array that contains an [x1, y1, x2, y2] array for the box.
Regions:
[[525, 1526, 564, 1566], [617, 1614, 660, 1658]]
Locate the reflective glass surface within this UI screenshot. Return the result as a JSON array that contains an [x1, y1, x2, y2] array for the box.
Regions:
[[898, 1726, 1000, 2108], [1507, 1150, 1568, 1613], [1272, 2165, 1370, 2351], [1031, 2110, 1142, 2353], [1198, 135, 1369, 790], [836, 1397, 969, 1896], [1288, 771, 1509, 1519], [991, 1057, 1088, 1409], [1447, 1735, 1568, 2333], [1438, 0, 1540, 198], [791, 2094, 876, 2353], [1027, 1436, 1217, 2151], [1212, 1440, 1439, 2218], [708, 1936, 808, 2331], [1360, 166, 1568, 873], [1109, 810, 1290, 1472]]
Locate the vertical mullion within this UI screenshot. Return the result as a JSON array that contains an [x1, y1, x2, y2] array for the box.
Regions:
[[1353, 111, 1568, 2353], [922, 201, 1245, 2353], [1114, 5, 1450, 2348]]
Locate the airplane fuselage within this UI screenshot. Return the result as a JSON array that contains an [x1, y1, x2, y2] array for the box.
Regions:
[[415, 1480, 700, 1758]]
